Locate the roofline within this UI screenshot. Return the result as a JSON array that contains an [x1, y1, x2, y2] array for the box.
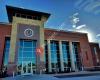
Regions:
[[89, 42, 100, 44], [6, 5, 51, 22], [45, 28, 87, 35], [0, 22, 11, 25], [0, 22, 88, 35], [6, 5, 51, 16]]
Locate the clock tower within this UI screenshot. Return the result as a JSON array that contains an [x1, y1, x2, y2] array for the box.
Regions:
[[6, 6, 50, 75]]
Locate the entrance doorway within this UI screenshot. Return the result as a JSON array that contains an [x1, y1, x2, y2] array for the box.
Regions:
[[17, 61, 36, 75], [17, 40, 37, 75], [21, 61, 33, 74]]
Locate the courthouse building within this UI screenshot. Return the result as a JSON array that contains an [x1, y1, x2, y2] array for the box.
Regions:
[[0, 6, 100, 75]]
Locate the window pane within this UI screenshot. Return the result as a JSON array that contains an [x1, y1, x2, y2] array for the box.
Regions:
[[18, 40, 37, 66], [4, 38, 10, 66]]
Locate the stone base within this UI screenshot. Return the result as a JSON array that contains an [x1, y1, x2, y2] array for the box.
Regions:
[[7, 62, 17, 76], [36, 61, 45, 74]]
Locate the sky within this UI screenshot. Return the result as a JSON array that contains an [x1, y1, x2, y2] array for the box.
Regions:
[[0, 0, 100, 45]]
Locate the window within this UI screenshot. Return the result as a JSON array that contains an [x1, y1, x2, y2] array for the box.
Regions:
[[62, 41, 71, 70], [93, 47, 99, 63], [94, 47, 97, 55], [3, 38, 10, 66], [21, 14, 26, 18], [72, 42, 81, 70], [27, 15, 32, 19], [18, 40, 37, 64], [50, 41, 59, 72], [44, 40, 48, 72], [85, 51, 88, 60], [15, 13, 41, 20], [15, 13, 21, 17]]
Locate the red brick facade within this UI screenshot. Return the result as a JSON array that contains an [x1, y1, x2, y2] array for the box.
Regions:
[[89, 43, 100, 66], [0, 23, 99, 72], [44, 29, 94, 69], [0, 23, 11, 71]]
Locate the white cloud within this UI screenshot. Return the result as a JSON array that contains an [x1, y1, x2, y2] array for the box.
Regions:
[[79, 0, 91, 9], [76, 24, 86, 30], [72, 13, 80, 24], [75, 0, 93, 10], [58, 22, 66, 30], [75, 0, 84, 7], [72, 17, 80, 24], [75, 0, 100, 15], [96, 34, 100, 37], [73, 13, 79, 16], [84, 2, 100, 12], [92, 2, 100, 10], [72, 25, 76, 28], [94, 9, 100, 14]]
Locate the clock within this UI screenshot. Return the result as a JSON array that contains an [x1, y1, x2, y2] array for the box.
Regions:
[[24, 28, 33, 37]]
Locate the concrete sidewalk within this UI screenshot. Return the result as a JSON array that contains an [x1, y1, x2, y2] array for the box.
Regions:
[[2, 74, 59, 80], [1, 71, 100, 80], [51, 71, 100, 78]]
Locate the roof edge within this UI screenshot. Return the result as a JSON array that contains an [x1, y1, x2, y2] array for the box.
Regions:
[[0, 22, 11, 25], [45, 28, 87, 35]]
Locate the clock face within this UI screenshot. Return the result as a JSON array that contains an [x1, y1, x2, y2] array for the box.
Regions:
[[24, 28, 34, 37]]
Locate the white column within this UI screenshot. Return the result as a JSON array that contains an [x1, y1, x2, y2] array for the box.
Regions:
[[31, 62, 33, 73], [21, 62, 23, 74], [69, 41, 76, 71], [26, 63, 28, 73], [59, 41, 64, 71], [47, 40, 52, 72]]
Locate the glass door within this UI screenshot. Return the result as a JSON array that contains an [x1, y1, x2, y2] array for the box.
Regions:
[[21, 61, 33, 74], [17, 40, 37, 75]]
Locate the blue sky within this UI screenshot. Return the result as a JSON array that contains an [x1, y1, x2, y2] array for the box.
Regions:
[[0, 0, 100, 45]]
